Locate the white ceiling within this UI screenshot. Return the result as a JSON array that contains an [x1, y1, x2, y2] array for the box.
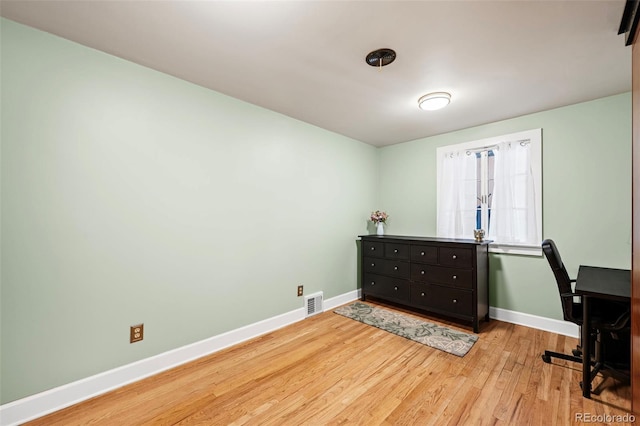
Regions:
[[0, 0, 632, 147]]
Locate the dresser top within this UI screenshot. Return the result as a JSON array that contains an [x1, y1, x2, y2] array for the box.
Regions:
[[358, 234, 492, 245]]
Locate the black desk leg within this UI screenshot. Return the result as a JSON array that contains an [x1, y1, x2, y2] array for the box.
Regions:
[[582, 296, 591, 398]]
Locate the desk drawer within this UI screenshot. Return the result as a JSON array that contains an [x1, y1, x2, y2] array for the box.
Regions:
[[363, 273, 410, 303], [411, 283, 473, 317]]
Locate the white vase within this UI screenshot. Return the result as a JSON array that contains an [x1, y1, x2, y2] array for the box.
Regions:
[[376, 221, 384, 236]]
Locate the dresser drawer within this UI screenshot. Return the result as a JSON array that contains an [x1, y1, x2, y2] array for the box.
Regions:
[[439, 247, 473, 268], [363, 273, 410, 303], [410, 245, 438, 264], [410, 264, 473, 289], [364, 258, 410, 279], [411, 283, 473, 317], [363, 256, 384, 274], [363, 241, 384, 258], [382, 259, 410, 278], [385, 243, 410, 260]]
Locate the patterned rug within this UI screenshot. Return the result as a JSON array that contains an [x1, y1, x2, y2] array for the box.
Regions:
[[334, 302, 478, 357]]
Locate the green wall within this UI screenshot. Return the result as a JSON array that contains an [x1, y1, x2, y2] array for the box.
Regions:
[[379, 93, 632, 319], [0, 16, 632, 406], [0, 19, 378, 403]]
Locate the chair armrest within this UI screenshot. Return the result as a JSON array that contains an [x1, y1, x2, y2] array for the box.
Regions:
[[609, 310, 630, 330], [560, 292, 578, 299], [591, 301, 630, 331]]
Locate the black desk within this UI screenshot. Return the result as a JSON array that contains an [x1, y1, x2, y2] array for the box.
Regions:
[[575, 265, 631, 398]]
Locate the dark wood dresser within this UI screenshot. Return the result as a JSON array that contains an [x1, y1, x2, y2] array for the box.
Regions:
[[359, 235, 490, 332]]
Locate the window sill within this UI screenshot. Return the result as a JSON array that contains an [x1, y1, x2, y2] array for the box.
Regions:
[[489, 243, 542, 257]]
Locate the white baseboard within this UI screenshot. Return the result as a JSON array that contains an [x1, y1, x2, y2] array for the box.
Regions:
[[0, 290, 360, 426], [490, 306, 579, 338], [1, 291, 574, 426]]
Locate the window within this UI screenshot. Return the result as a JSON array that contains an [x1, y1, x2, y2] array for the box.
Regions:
[[475, 149, 494, 232], [436, 129, 542, 255]]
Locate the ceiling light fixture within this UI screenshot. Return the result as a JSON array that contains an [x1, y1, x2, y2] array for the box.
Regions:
[[418, 92, 451, 111], [365, 48, 396, 68]]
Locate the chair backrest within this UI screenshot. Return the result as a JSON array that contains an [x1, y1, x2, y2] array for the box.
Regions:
[[541, 239, 577, 323]]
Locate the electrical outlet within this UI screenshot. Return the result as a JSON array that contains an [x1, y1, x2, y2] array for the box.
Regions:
[[130, 324, 144, 343], [297, 285, 304, 297]]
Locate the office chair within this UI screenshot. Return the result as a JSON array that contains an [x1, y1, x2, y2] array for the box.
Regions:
[[540, 239, 585, 364], [540, 239, 630, 392]]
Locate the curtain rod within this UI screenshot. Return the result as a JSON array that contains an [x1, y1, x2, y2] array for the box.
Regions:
[[464, 138, 531, 155]]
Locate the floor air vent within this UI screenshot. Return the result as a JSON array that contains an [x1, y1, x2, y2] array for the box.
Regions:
[[304, 292, 323, 318]]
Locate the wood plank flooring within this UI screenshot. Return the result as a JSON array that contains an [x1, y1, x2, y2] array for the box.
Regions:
[[26, 302, 634, 425]]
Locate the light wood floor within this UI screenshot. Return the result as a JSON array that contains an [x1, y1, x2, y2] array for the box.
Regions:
[[27, 301, 633, 425]]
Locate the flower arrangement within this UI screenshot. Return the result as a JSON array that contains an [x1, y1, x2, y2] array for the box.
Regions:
[[370, 210, 389, 224]]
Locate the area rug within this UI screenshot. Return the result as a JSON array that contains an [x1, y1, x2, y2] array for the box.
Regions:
[[334, 302, 478, 357]]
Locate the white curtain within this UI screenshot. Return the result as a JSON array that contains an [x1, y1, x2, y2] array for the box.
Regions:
[[488, 141, 537, 245], [437, 150, 477, 238]]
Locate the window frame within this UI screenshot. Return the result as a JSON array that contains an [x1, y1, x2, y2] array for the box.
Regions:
[[436, 129, 542, 256]]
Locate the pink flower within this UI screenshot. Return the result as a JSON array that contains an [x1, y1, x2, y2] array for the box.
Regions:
[[370, 210, 389, 224]]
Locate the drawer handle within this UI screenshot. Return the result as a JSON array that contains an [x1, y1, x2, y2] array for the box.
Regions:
[[394, 266, 398, 270], [371, 247, 375, 251], [421, 292, 425, 297], [371, 263, 375, 267], [370, 281, 375, 286], [394, 249, 398, 253], [452, 299, 458, 303], [452, 275, 457, 280], [421, 270, 425, 275], [394, 286, 398, 291], [420, 251, 425, 256], [452, 255, 457, 259]]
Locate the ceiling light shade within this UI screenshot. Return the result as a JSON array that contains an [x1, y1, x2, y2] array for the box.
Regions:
[[418, 92, 451, 111]]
